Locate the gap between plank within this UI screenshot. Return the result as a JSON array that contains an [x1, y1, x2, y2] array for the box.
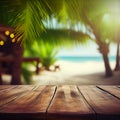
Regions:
[[46, 86, 57, 115], [96, 86, 120, 100], [77, 86, 97, 119]]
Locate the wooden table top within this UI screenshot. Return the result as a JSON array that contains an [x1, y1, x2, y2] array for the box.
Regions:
[[0, 85, 120, 120]]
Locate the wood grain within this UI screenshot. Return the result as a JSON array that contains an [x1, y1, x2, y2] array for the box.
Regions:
[[78, 86, 120, 120], [0, 85, 120, 120], [0, 85, 56, 120], [0, 86, 55, 119], [97, 85, 120, 99], [47, 85, 95, 120], [0, 85, 35, 107], [0, 85, 17, 92]]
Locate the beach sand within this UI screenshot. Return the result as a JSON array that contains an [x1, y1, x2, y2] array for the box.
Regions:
[[32, 60, 120, 85], [1, 60, 120, 85]]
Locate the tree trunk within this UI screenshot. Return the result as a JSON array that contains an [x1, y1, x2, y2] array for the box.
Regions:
[[114, 43, 120, 71], [11, 58, 22, 85], [102, 54, 113, 77], [11, 44, 23, 85], [0, 63, 2, 85], [0, 75, 2, 85], [97, 42, 113, 77]]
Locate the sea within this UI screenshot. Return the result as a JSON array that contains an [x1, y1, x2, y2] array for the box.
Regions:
[[57, 56, 116, 62]]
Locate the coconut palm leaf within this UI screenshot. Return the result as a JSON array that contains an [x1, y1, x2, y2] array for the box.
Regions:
[[24, 40, 58, 71], [0, 0, 65, 44], [63, 0, 120, 76], [39, 28, 91, 47], [24, 28, 91, 70]]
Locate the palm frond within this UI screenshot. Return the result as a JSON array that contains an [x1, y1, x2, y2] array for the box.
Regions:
[[39, 28, 91, 47], [0, 0, 65, 44]]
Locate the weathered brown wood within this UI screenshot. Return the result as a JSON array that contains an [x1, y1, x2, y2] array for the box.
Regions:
[[0, 85, 18, 94], [0, 25, 23, 85], [23, 57, 40, 62], [97, 85, 120, 99], [117, 86, 120, 88], [78, 86, 120, 120], [47, 85, 95, 120], [0, 85, 35, 107], [0, 55, 14, 62], [0, 85, 16, 90], [0, 85, 35, 94], [0, 25, 14, 33], [0, 63, 2, 84], [23, 57, 40, 74], [0, 85, 56, 120], [1, 85, 120, 120]]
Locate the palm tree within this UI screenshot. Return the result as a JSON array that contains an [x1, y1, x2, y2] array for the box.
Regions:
[[0, 0, 65, 43], [114, 30, 120, 71], [0, 0, 66, 84], [24, 28, 90, 71], [114, 43, 120, 71], [1, 0, 120, 78], [64, 0, 120, 77]]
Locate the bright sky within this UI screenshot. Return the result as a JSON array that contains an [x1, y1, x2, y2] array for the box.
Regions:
[[57, 41, 116, 57]]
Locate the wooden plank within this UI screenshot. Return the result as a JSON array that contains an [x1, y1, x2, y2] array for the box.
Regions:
[[0, 85, 56, 120], [0, 85, 14, 90], [47, 85, 95, 120], [97, 85, 120, 99], [0, 85, 35, 107], [0, 85, 35, 97], [23, 57, 40, 74], [0, 85, 19, 90], [0, 85, 17, 92], [78, 86, 120, 120], [0, 85, 35, 93]]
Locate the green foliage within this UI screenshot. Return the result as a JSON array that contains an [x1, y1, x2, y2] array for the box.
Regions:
[[40, 28, 91, 46], [39, 42, 58, 70], [1, 0, 119, 77], [24, 41, 58, 71], [1, 0, 120, 45], [10, 0, 48, 44], [23, 26, 91, 70], [0, 0, 65, 44], [64, 0, 120, 43], [22, 65, 33, 84]]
